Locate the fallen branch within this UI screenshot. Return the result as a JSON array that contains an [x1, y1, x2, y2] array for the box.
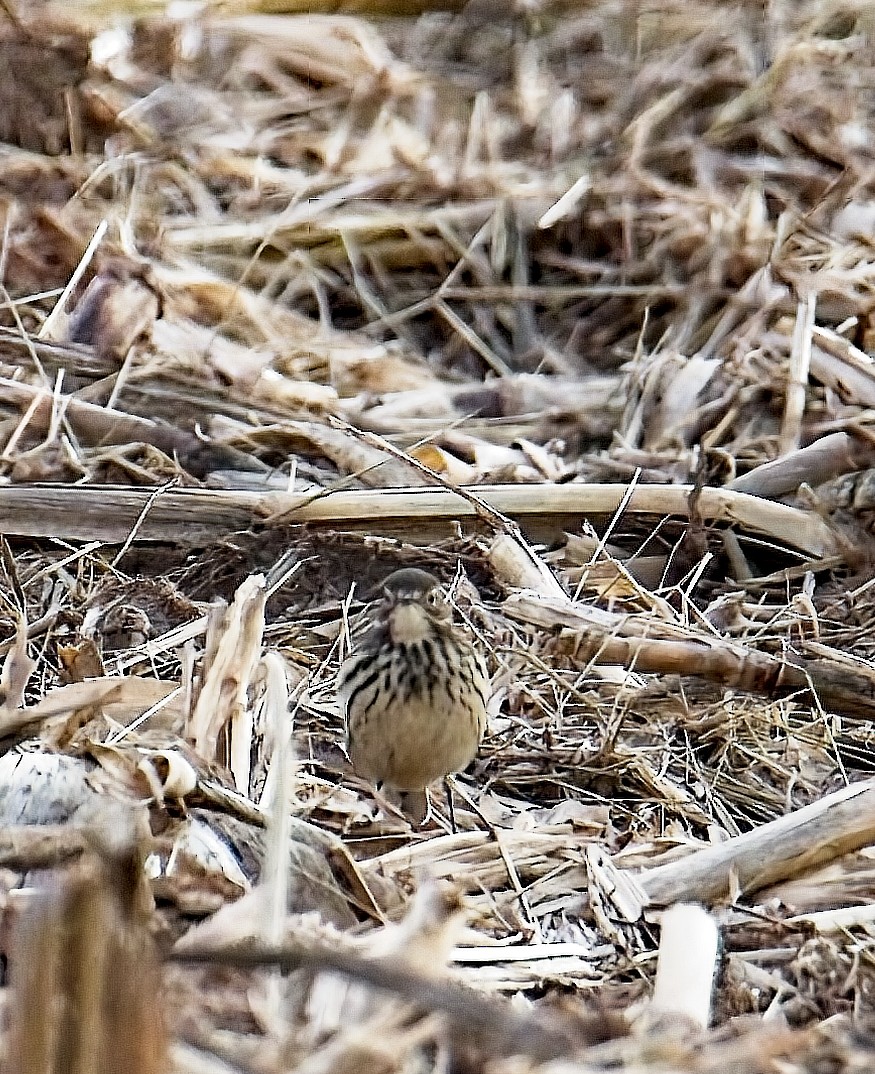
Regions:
[[503, 590, 875, 719], [727, 431, 875, 499], [634, 779, 875, 906], [0, 482, 839, 558], [171, 938, 626, 1061]]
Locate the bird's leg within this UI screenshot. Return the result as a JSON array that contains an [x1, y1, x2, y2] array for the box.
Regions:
[[443, 775, 492, 831], [399, 789, 430, 827], [370, 780, 410, 822]]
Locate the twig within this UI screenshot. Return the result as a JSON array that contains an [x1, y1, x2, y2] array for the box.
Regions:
[[171, 938, 624, 1061]]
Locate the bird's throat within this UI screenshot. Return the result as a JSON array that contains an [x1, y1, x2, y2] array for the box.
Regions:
[[387, 602, 432, 645]]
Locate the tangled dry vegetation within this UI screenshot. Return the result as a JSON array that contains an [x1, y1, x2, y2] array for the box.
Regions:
[[5, 0, 875, 1071]]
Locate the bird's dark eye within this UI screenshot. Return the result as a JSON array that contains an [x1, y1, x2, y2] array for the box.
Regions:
[[426, 590, 439, 605]]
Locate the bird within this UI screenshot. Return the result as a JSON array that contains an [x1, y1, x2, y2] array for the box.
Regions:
[[337, 567, 489, 825]]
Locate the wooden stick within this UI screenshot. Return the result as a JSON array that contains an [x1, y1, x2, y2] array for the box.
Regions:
[[503, 590, 875, 719], [636, 779, 875, 906], [171, 938, 625, 1061], [0, 482, 838, 557], [728, 431, 875, 499]]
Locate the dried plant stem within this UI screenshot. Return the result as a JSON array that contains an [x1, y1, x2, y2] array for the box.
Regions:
[[651, 904, 719, 1028], [728, 431, 875, 498], [0, 483, 839, 558], [172, 938, 625, 1061], [779, 293, 815, 455], [504, 590, 875, 719], [637, 779, 875, 905]]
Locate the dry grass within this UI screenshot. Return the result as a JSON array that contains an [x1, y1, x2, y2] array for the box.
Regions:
[[2, 1, 875, 1071]]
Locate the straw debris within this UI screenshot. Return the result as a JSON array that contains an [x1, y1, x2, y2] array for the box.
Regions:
[[2, 1, 875, 1071]]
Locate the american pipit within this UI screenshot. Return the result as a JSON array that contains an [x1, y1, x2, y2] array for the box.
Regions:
[[338, 568, 489, 823]]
